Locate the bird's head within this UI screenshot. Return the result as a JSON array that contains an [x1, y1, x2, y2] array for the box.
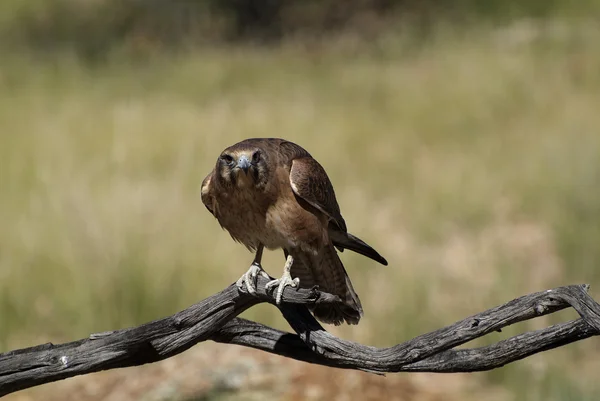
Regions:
[[216, 146, 268, 188]]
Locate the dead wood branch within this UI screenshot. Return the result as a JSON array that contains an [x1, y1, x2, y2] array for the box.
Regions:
[[1, 277, 599, 397]]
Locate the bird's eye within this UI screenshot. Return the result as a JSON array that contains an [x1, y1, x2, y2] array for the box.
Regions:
[[221, 154, 234, 164], [252, 151, 261, 163]]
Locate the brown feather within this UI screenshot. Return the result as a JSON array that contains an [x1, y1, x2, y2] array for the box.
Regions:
[[289, 157, 347, 232], [290, 243, 363, 325], [201, 138, 386, 325]]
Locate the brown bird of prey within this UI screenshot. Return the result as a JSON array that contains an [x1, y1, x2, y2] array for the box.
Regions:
[[201, 138, 387, 325]]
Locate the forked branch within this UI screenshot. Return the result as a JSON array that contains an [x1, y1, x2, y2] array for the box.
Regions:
[[1, 277, 599, 397]]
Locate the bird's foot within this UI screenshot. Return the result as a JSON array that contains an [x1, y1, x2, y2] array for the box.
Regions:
[[236, 263, 270, 295], [265, 272, 300, 304]]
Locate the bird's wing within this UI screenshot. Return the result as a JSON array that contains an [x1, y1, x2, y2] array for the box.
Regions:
[[200, 172, 216, 216], [289, 157, 347, 232]]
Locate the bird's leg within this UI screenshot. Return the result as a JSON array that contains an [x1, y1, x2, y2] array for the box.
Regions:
[[265, 254, 300, 304], [236, 244, 270, 295]]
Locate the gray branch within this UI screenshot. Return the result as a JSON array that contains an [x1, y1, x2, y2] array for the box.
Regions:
[[1, 278, 599, 397]]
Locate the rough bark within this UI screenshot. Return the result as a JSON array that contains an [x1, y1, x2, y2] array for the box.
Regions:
[[1, 279, 599, 397]]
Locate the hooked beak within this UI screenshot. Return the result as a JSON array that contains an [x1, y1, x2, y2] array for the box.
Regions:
[[236, 155, 251, 174]]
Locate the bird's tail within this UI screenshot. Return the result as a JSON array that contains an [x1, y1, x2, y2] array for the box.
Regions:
[[329, 229, 388, 266], [309, 244, 363, 326]]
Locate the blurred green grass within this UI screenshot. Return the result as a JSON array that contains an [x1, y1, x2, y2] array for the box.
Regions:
[[1, 20, 600, 400]]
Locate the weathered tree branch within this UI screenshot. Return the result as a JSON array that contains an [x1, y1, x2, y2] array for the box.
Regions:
[[1, 278, 599, 397]]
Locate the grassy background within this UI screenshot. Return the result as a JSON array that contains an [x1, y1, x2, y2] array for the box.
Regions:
[[2, 13, 600, 401]]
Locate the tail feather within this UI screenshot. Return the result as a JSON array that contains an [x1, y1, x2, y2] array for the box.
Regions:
[[329, 229, 388, 266], [306, 244, 363, 326]]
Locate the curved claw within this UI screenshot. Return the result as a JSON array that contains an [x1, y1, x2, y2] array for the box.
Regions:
[[266, 274, 300, 304], [236, 263, 270, 295]]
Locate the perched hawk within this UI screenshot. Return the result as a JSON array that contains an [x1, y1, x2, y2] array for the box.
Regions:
[[201, 138, 387, 325]]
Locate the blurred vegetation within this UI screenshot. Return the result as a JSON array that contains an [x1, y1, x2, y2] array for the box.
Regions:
[[2, 0, 600, 61], [2, 1, 600, 401]]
